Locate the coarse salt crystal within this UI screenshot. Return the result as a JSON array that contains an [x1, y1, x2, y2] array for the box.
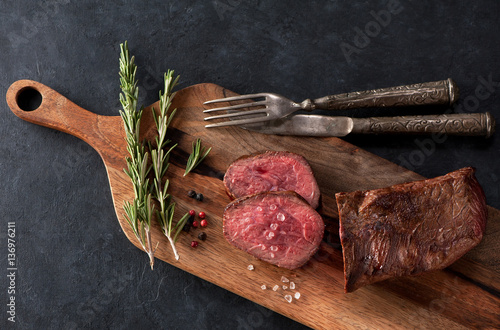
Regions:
[[290, 282, 295, 290], [272, 285, 279, 291], [261, 285, 267, 290], [281, 276, 289, 283], [270, 223, 278, 230], [294, 292, 301, 299], [266, 231, 275, 240], [270, 245, 278, 252], [282, 285, 288, 290], [270, 204, 277, 210], [270, 253, 275, 258], [247, 264, 254, 271], [284, 294, 293, 303], [277, 213, 285, 221], [257, 206, 263, 212]]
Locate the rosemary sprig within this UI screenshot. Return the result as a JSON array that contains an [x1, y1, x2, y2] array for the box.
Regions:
[[150, 71, 189, 260], [119, 41, 156, 269], [184, 138, 212, 176]]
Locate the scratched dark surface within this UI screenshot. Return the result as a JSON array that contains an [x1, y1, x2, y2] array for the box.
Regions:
[[0, 1, 499, 329]]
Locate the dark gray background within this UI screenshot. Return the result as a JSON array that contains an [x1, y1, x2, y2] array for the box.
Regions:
[[1, 0, 498, 329]]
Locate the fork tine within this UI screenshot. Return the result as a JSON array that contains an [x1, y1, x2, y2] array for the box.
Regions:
[[205, 115, 271, 128], [203, 93, 268, 105], [203, 101, 266, 113], [204, 109, 268, 121]]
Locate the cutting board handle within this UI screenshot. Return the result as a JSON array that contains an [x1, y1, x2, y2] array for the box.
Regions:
[[6, 79, 122, 154]]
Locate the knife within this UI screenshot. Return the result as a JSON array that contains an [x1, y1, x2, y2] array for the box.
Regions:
[[240, 112, 495, 138]]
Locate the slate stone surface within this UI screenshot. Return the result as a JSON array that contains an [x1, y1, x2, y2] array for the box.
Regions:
[[0, 1, 498, 329]]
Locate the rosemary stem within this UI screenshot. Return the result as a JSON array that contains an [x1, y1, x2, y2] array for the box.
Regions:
[[146, 226, 155, 269], [166, 234, 180, 261]]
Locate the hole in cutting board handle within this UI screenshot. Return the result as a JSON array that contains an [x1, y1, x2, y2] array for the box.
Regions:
[[16, 87, 42, 111]]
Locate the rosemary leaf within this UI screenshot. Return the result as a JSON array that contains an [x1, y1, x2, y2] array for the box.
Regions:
[[173, 212, 190, 242], [184, 138, 212, 176]]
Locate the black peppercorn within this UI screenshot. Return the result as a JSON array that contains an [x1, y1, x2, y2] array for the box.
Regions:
[[196, 193, 204, 201], [187, 190, 196, 198], [198, 232, 207, 241], [187, 215, 195, 225]]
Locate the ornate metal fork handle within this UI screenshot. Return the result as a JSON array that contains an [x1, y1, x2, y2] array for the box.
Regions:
[[301, 78, 458, 111], [351, 112, 495, 138]]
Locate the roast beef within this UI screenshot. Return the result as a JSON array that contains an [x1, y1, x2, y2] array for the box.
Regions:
[[223, 191, 325, 269], [223, 151, 321, 209], [335, 167, 487, 293]]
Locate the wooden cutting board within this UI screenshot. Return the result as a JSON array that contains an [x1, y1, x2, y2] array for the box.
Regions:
[[6, 80, 500, 329]]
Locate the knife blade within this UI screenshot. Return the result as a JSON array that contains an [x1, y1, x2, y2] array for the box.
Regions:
[[240, 114, 353, 137], [239, 113, 495, 138]]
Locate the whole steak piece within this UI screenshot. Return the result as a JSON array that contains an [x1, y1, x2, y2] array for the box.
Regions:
[[224, 151, 321, 209], [335, 167, 487, 293], [223, 191, 325, 269]]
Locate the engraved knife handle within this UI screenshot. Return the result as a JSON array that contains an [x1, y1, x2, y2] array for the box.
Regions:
[[308, 78, 458, 110], [350, 112, 495, 138]]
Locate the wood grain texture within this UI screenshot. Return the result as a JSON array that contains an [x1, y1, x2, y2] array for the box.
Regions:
[[6, 80, 500, 329]]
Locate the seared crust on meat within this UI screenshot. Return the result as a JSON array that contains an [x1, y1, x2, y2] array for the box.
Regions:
[[336, 167, 487, 292]]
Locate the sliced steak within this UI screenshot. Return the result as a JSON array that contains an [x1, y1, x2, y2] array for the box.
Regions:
[[335, 167, 487, 293], [223, 191, 325, 269], [224, 151, 320, 209]]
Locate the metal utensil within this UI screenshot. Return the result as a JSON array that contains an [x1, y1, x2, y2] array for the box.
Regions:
[[204, 78, 458, 128], [239, 112, 495, 138]]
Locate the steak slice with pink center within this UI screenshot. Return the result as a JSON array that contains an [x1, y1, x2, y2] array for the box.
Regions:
[[223, 191, 325, 269], [224, 151, 321, 209]]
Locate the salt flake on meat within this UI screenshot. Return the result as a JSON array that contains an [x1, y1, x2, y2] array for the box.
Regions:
[[223, 191, 324, 269]]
